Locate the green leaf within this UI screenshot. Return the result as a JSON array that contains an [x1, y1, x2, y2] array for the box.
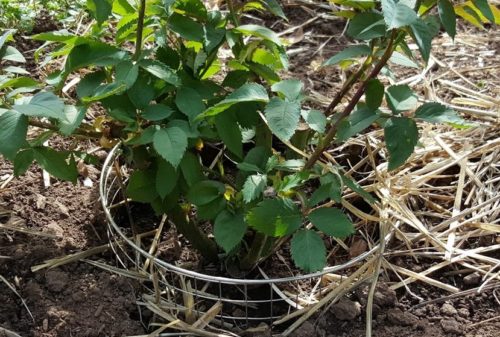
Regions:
[[291, 230, 326, 273], [0, 110, 28, 160], [385, 85, 417, 113], [264, 97, 301, 141], [0, 46, 25, 63], [242, 174, 267, 203], [60, 105, 87, 135], [323, 45, 371, 66], [261, 0, 287, 20], [187, 180, 225, 206], [176, 87, 205, 120], [438, 0, 457, 39], [246, 198, 302, 237], [414, 102, 466, 125], [153, 127, 188, 168], [139, 60, 181, 86], [13, 149, 34, 176], [33, 147, 78, 183], [81, 82, 127, 103], [13, 92, 65, 120], [410, 17, 437, 63], [0, 76, 39, 90], [156, 159, 178, 199], [347, 12, 386, 40], [389, 51, 419, 68], [341, 174, 376, 204], [115, 60, 139, 88], [381, 0, 418, 29], [337, 105, 379, 141], [301, 109, 326, 134], [472, 0, 495, 23], [271, 79, 303, 101], [66, 42, 129, 73], [127, 169, 157, 202], [200, 83, 269, 118], [235, 24, 282, 46], [384, 117, 419, 170], [168, 12, 204, 41], [76, 71, 106, 98], [308, 208, 354, 238], [197, 196, 226, 221], [365, 79, 384, 110], [87, 0, 113, 25], [174, 0, 207, 18], [142, 104, 174, 121], [215, 111, 243, 158], [0, 30, 14, 50], [180, 152, 205, 186], [214, 211, 247, 253], [127, 73, 155, 108], [309, 174, 342, 207]]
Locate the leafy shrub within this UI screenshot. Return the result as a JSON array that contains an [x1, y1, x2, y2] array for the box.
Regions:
[[0, 0, 495, 273]]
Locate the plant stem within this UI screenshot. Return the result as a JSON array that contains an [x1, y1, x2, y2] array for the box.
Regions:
[[240, 232, 273, 270], [227, 0, 240, 26], [134, 0, 147, 61], [29, 119, 102, 139], [303, 32, 397, 170]]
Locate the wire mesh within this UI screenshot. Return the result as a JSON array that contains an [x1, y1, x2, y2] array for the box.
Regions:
[[99, 145, 379, 328]]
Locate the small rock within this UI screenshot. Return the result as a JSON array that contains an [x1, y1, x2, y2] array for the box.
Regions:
[[35, 194, 47, 209], [441, 302, 458, 316], [54, 200, 70, 217], [42, 318, 48, 331], [356, 283, 397, 308], [349, 238, 368, 258], [457, 308, 470, 318], [413, 307, 427, 317], [387, 308, 418, 327], [441, 319, 462, 334], [289, 321, 315, 337], [331, 297, 361, 321], [463, 272, 481, 286], [45, 270, 69, 293]]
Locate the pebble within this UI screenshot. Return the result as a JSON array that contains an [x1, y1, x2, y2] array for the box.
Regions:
[[457, 308, 470, 318], [331, 297, 362, 321], [463, 272, 481, 286], [387, 308, 419, 327]]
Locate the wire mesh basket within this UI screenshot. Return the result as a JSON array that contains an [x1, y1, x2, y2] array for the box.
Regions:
[[99, 145, 379, 332]]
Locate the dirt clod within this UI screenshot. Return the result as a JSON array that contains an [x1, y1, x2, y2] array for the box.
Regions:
[[45, 270, 69, 293], [387, 308, 418, 327], [463, 272, 482, 286], [290, 321, 315, 337], [441, 319, 463, 334], [441, 303, 458, 316], [331, 297, 362, 321]]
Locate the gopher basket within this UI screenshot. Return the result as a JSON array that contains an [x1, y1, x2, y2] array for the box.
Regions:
[[100, 145, 379, 331]]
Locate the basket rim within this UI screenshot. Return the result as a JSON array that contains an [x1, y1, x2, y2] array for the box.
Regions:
[[100, 144, 381, 285]]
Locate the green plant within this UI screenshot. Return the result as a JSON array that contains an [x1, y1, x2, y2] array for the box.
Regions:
[[0, 0, 495, 273]]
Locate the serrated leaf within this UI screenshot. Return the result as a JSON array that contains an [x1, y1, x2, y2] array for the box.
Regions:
[[365, 79, 384, 110], [309, 174, 342, 207], [187, 180, 225, 206], [291, 230, 326, 273], [242, 174, 267, 203], [347, 12, 386, 40], [323, 45, 371, 66], [153, 127, 187, 167], [115, 60, 139, 88], [176, 87, 205, 120], [139, 59, 181, 86], [180, 152, 205, 186], [301, 109, 326, 134], [414, 102, 466, 125], [156, 158, 178, 199], [308, 208, 354, 238], [66, 41, 129, 73], [246, 198, 302, 237], [438, 0, 457, 39], [87, 0, 113, 25], [235, 24, 282, 46], [142, 104, 174, 121], [33, 147, 78, 183], [127, 72, 155, 108], [13, 92, 65, 120], [214, 211, 247, 253], [410, 17, 439, 63], [127, 169, 157, 202], [215, 111, 243, 158], [76, 71, 106, 98], [60, 105, 87, 135], [385, 85, 417, 113], [381, 0, 418, 29], [200, 83, 269, 118], [0, 110, 28, 160], [168, 12, 204, 41], [271, 79, 303, 101], [337, 105, 379, 141], [264, 97, 301, 141], [384, 117, 419, 170]]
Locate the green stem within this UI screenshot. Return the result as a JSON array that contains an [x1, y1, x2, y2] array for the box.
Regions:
[[170, 207, 219, 263], [29, 119, 102, 139], [303, 32, 397, 170], [240, 232, 273, 270], [134, 0, 147, 61], [227, 0, 240, 26]]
